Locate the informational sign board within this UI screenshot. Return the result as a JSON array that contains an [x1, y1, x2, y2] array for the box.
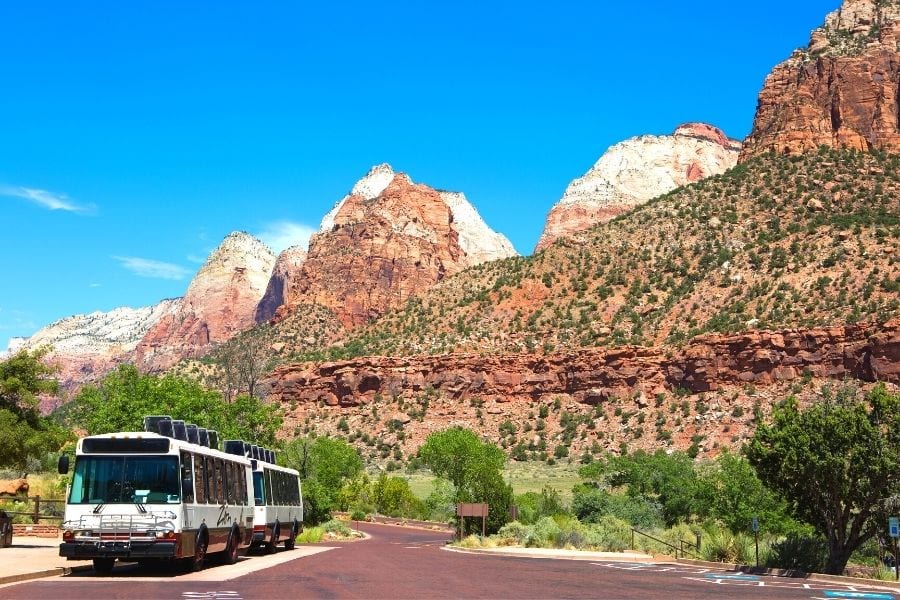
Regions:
[[751, 516, 759, 533], [889, 516, 899, 538], [457, 503, 489, 518]]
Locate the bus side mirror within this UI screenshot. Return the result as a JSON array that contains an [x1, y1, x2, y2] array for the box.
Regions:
[[57, 455, 69, 475]]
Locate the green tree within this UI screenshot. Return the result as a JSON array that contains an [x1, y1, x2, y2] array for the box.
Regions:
[[69, 364, 282, 445], [372, 473, 424, 517], [580, 450, 700, 526], [0, 349, 70, 469], [694, 451, 801, 535], [746, 385, 900, 575], [282, 436, 363, 524], [419, 427, 512, 533]]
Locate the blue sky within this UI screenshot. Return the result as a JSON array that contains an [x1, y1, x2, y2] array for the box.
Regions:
[[0, 1, 837, 346]]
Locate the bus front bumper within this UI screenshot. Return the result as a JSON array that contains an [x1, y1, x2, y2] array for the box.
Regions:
[[60, 541, 177, 560]]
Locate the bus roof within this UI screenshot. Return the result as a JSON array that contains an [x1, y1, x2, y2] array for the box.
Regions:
[[77, 432, 252, 465]]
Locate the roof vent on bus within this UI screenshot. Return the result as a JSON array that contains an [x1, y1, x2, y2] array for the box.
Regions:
[[185, 424, 200, 445], [243, 442, 252, 458], [270, 450, 277, 464], [143, 415, 173, 434], [198, 428, 209, 448], [157, 418, 175, 438], [208, 430, 219, 451], [251, 445, 261, 461], [266, 449, 275, 464], [172, 420, 188, 442], [224, 440, 244, 456]]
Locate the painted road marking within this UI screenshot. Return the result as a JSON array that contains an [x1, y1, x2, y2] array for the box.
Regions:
[[182, 592, 242, 599], [704, 574, 760, 581], [822, 592, 895, 600]]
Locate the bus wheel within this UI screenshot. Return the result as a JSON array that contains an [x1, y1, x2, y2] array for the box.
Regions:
[[284, 521, 298, 551], [93, 558, 115, 574], [189, 533, 207, 572], [265, 524, 279, 554], [222, 528, 240, 565]]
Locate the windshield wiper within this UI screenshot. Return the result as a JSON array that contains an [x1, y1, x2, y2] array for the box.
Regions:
[[135, 503, 147, 514], [92, 503, 105, 514]]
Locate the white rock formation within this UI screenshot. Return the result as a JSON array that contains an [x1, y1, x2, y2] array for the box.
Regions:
[[320, 163, 518, 264], [536, 123, 741, 252], [135, 231, 277, 371]]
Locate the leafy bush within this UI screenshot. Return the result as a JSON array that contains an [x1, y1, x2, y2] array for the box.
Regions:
[[582, 515, 632, 552], [699, 527, 756, 563], [766, 534, 827, 573], [296, 527, 325, 544], [495, 521, 530, 546], [322, 519, 351, 536], [572, 488, 663, 529]]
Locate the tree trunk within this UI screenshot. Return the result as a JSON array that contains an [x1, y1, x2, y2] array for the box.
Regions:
[[824, 542, 853, 575]]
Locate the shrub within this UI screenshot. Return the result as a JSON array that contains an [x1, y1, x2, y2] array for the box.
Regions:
[[322, 519, 352, 536], [495, 521, 530, 546], [766, 534, 827, 573], [526, 517, 562, 548], [296, 527, 325, 544], [582, 515, 632, 552]]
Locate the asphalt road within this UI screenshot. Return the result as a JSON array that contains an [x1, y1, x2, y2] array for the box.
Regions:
[[1, 523, 897, 600]]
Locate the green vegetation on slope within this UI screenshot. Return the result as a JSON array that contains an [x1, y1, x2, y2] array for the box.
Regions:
[[318, 148, 899, 358]]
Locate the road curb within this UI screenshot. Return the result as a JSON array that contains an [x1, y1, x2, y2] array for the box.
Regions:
[[0, 568, 65, 586], [443, 545, 655, 563], [675, 558, 900, 591]]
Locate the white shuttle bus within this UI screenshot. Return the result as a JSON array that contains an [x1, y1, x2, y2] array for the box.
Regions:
[[59, 417, 259, 573], [223, 441, 303, 553]]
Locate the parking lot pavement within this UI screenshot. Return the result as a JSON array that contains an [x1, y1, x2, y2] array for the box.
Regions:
[[0, 536, 91, 584]]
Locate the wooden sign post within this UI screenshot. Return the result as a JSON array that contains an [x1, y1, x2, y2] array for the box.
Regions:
[[457, 503, 489, 539]]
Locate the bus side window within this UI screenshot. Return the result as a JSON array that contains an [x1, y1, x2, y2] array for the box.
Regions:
[[227, 462, 236, 505], [194, 455, 207, 504], [263, 469, 272, 506], [180, 452, 194, 503], [213, 458, 224, 504]]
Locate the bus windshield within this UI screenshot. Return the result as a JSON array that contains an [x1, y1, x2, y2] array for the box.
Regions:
[[69, 456, 180, 504]]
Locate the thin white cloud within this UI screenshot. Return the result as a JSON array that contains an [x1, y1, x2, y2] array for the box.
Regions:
[[0, 184, 95, 213], [112, 256, 191, 280], [186, 254, 207, 264], [256, 221, 315, 253], [89, 283, 102, 288]]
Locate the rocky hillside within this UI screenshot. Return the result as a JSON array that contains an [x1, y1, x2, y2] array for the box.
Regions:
[[134, 232, 276, 371], [273, 164, 517, 329], [536, 123, 741, 251], [326, 148, 899, 358], [741, 0, 900, 159], [6, 300, 178, 392], [267, 320, 898, 461]]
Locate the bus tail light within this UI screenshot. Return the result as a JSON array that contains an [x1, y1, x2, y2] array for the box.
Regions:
[[62, 530, 74, 542]]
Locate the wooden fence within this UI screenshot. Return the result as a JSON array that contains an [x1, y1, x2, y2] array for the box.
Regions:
[[0, 495, 65, 524]]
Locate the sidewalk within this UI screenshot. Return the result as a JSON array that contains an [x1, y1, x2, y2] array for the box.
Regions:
[[0, 536, 92, 585]]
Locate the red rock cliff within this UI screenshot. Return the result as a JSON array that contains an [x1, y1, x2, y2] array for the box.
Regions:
[[266, 320, 899, 407], [741, 0, 900, 160]]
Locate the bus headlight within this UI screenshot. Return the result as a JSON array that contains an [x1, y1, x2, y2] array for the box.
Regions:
[[63, 530, 74, 542], [155, 529, 175, 540]]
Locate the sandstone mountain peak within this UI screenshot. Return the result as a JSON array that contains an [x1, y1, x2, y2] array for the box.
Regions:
[[9, 299, 179, 391], [741, 0, 900, 159], [535, 123, 740, 251], [134, 232, 277, 371], [320, 164, 397, 232], [275, 166, 516, 329]]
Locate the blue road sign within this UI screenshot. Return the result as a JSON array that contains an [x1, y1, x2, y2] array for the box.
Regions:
[[889, 516, 899, 538]]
